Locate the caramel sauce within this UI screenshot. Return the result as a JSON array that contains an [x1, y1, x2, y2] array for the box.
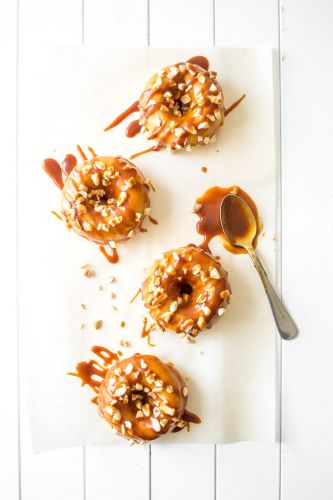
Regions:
[[187, 55, 209, 71], [182, 409, 201, 424], [104, 100, 139, 132], [42, 158, 64, 189], [68, 346, 120, 393], [120, 321, 126, 328], [76, 144, 87, 160], [224, 94, 246, 117], [61, 154, 77, 176], [221, 195, 254, 241], [195, 186, 261, 254], [99, 245, 119, 264], [125, 119, 141, 138], [130, 145, 159, 160], [149, 216, 158, 225]]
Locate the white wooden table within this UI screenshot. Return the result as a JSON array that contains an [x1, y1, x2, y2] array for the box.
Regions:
[[1, 0, 333, 498]]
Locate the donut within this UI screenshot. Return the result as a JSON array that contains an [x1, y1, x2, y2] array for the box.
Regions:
[[141, 246, 231, 338], [98, 353, 199, 441], [136, 60, 223, 151], [43, 150, 151, 262], [104, 55, 244, 155], [61, 156, 150, 245]]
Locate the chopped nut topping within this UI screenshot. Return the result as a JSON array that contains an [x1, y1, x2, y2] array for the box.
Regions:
[[84, 268, 95, 278], [124, 420, 132, 429], [151, 418, 161, 432], [125, 363, 134, 375], [182, 387, 188, 397], [114, 384, 127, 397], [174, 127, 185, 137], [136, 410, 144, 418], [218, 307, 226, 316], [197, 316, 206, 330], [142, 404, 151, 417], [117, 191, 128, 206], [93, 320, 103, 330], [140, 359, 148, 369], [202, 306, 211, 316], [192, 264, 201, 275], [210, 267, 221, 279], [83, 221, 93, 232], [160, 405, 175, 416], [91, 173, 100, 186], [198, 122, 209, 130], [166, 385, 174, 394]]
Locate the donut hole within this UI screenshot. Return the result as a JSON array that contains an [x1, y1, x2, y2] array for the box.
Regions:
[[179, 282, 193, 296]]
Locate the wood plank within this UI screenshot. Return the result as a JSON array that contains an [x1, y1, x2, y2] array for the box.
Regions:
[[84, 0, 148, 46], [150, 0, 214, 47], [215, 0, 281, 499], [0, 1, 19, 498], [83, 3, 151, 499], [18, 1, 84, 499], [280, 1, 333, 499]]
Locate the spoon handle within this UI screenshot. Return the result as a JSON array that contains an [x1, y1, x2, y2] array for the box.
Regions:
[[246, 247, 298, 340]]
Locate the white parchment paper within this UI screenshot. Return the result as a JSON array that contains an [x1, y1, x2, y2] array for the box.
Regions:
[[19, 48, 278, 452]]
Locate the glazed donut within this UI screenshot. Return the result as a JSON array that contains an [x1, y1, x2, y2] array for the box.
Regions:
[[104, 56, 229, 153], [98, 353, 198, 441], [137, 60, 223, 151], [61, 155, 150, 245], [141, 246, 231, 338]]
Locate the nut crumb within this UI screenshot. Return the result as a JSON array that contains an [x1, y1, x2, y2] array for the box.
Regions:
[[94, 320, 103, 330], [84, 268, 95, 278], [81, 303, 87, 310]]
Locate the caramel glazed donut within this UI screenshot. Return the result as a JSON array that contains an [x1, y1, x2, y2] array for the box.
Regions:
[[62, 156, 150, 245], [98, 354, 199, 441], [142, 246, 231, 338], [139, 61, 223, 151]]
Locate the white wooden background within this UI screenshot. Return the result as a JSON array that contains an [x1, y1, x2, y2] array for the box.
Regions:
[[1, 0, 333, 498]]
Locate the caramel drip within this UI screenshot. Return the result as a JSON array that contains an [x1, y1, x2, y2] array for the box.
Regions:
[[126, 120, 141, 138], [120, 321, 126, 328], [42, 158, 64, 189], [91, 345, 119, 365], [87, 146, 97, 157], [130, 146, 159, 160], [76, 144, 87, 160], [149, 216, 158, 225], [99, 245, 119, 264], [182, 409, 201, 424], [195, 186, 260, 254], [69, 346, 120, 394], [130, 288, 141, 303], [139, 227, 148, 233], [186, 55, 209, 71], [62, 154, 77, 176], [104, 100, 139, 132], [224, 94, 246, 117]]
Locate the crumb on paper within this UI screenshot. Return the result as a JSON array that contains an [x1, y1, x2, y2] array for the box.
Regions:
[[201, 166, 208, 173], [119, 339, 130, 348], [110, 292, 116, 300], [273, 234, 276, 241], [94, 320, 103, 330], [80, 323, 85, 330], [99, 285, 104, 291], [81, 303, 87, 310], [84, 267, 95, 278], [199, 350, 204, 355], [185, 335, 196, 344], [110, 304, 117, 311], [109, 275, 115, 283], [120, 321, 126, 328]]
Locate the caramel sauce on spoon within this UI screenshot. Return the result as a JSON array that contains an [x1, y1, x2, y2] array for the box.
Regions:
[[195, 186, 261, 254]]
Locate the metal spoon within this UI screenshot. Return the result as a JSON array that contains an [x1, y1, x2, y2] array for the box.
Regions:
[[220, 194, 297, 340]]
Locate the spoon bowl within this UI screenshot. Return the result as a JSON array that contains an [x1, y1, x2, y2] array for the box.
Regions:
[[221, 194, 257, 249], [220, 193, 298, 340]]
